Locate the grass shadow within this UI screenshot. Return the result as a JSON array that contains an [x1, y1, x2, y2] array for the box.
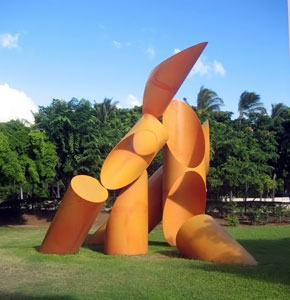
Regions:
[[148, 240, 171, 247], [188, 237, 290, 287], [82, 243, 105, 254], [0, 293, 75, 300], [157, 249, 182, 258], [34, 246, 41, 252]]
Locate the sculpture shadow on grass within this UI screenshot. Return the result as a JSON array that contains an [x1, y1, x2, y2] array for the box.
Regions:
[[0, 293, 75, 300], [82, 233, 105, 254], [148, 240, 171, 247], [187, 236, 290, 287]]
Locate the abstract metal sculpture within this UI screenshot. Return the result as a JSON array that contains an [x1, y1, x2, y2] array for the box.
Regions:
[[40, 175, 107, 254], [40, 42, 257, 266]]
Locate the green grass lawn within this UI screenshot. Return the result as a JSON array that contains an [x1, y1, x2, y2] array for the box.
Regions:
[[0, 225, 289, 300]]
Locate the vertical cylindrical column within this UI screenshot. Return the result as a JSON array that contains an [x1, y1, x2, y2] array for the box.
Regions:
[[88, 166, 163, 244], [105, 170, 148, 255], [162, 100, 207, 246], [40, 175, 108, 254]]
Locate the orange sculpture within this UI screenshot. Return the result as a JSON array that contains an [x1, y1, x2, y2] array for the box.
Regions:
[[40, 175, 107, 254], [87, 221, 107, 245], [142, 42, 207, 118], [162, 100, 207, 246], [40, 42, 257, 266], [148, 166, 163, 232], [100, 113, 168, 190], [88, 166, 164, 245], [105, 170, 148, 255], [176, 214, 258, 265]]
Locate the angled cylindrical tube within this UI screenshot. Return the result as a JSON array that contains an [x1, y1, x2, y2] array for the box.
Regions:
[[176, 214, 258, 266], [87, 221, 107, 245], [88, 166, 163, 244], [101, 114, 167, 190], [142, 42, 207, 118], [105, 170, 148, 255], [148, 166, 163, 232], [40, 175, 108, 254], [162, 99, 205, 169]]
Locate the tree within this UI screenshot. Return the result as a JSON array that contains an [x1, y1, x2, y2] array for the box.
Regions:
[[34, 99, 102, 187], [0, 120, 58, 200], [238, 91, 266, 119], [207, 114, 277, 201], [271, 103, 288, 119], [270, 105, 290, 196], [0, 132, 25, 199], [196, 86, 224, 114], [28, 131, 58, 197], [94, 98, 119, 123], [34, 98, 141, 190]]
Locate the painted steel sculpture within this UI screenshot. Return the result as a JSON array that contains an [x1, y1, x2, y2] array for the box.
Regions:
[[40, 42, 257, 266]]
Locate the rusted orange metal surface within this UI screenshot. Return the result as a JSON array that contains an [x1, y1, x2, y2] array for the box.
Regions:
[[40, 175, 107, 254], [148, 166, 163, 232], [39, 42, 257, 266], [176, 214, 258, 265], [100, 114, 168, 190], [86, 221, 107, 245], [162, 100, 207, 246], [105, 170, 148, 255], [142, 43, 207, 118]]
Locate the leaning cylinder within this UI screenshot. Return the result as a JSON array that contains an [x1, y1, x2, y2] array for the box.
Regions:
[[176, 214, 258, 265], [100, 114, 167, 190], [40, 175, 108, 254]]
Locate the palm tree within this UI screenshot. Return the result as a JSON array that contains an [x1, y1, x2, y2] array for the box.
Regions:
[[94, 98, 119, 123], [271, 103, 288, 119], [238, 91, 266, 119], [196, 86, 224, 113]]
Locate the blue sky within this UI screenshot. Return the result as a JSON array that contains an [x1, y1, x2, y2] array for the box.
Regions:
[[0, 0, 289, 122]]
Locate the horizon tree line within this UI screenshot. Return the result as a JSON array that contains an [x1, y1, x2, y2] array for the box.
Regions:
[[0, 87, 289, 203]]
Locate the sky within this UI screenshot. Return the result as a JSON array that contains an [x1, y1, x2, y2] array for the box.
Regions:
[[0, 0, 289, 123]]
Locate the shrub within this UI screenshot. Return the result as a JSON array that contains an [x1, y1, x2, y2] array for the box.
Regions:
[[246, 206, 269, 225], [225, 215, 240, 227]]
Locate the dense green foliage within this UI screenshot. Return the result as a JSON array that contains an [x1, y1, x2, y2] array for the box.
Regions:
[[0, 120, 57, 200], [0, 225, 290, 299], [0, 90, 289, 202]]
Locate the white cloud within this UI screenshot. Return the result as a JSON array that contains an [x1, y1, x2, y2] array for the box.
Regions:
[[146, 47, 155, 58], [0, 83, 37, 123], [213, 60, 226, 76], [173, 48, 181, 54], [190, 55, 226, 77], [190, 56, 211, 77], [112, 40, 122, 48], [0, 33, 19, 49], [127, 94, 141, 107]]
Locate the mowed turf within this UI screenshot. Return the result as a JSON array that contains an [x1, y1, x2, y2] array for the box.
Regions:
[[0, 224, 289, 300]]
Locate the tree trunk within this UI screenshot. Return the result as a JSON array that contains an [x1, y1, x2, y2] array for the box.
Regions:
[[19, 185, 23, 200], [57, 181, 60, 198], [272, 173, 276, 202]]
